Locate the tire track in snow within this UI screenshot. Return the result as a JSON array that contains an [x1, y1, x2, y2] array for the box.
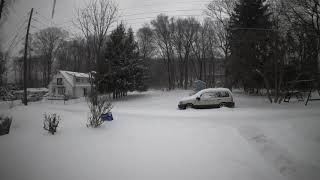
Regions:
[[238, 126, 320, 180]]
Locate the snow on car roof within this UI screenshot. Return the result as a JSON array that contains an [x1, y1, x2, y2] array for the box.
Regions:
[[196, 88, 232, 95]]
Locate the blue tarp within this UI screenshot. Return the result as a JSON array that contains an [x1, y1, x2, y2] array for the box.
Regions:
[[101, 112, 113, 121]]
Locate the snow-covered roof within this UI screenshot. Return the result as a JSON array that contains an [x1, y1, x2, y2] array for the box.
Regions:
[[60, 70, 89, 78], [59, 70, 90, 87]]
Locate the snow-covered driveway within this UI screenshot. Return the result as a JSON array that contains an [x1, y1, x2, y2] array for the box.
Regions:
[[1, 90, 320, 180]]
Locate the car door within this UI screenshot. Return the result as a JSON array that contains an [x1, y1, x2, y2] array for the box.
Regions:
[[198, 92, 217, 107], [214, 92, 223, 104], [219, 91, 232, 103]]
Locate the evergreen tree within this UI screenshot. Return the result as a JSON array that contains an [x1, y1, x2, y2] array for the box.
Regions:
[[126, 28, 148, 92], [229, 0, 273, 89], [104, 24, 148, 98]]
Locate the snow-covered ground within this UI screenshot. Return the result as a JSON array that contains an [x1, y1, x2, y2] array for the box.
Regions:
[[0, 90, 320, 180]]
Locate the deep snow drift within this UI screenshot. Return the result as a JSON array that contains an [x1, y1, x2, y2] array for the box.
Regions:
[[0, 90, 320, 180]]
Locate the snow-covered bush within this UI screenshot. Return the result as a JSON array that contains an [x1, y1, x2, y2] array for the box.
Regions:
[[86, 93, 113, 128], [43, 113, 60, 135], [0, 115, 12, 135]]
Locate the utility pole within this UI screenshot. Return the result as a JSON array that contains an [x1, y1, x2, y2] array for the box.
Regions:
[[23, 8, 33, 106]]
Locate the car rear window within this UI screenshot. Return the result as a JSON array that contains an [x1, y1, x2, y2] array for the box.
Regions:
[[217, 91, 230, 97]]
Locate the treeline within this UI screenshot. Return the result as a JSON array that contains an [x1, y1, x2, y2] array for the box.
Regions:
[[9, 24, 148, 98], [10, 27, 68, 88], [136, 0, 320, 102], [2, 0, 320, 102], [224, 0, 319, 102], [6, 0, 148, 99], [137, 16, 225, 90]]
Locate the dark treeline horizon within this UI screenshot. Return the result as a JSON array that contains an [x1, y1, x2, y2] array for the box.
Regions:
[[1, 0, 320, 102]]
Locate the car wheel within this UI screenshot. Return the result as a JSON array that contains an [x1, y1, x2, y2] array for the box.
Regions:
[[179, 105, 187, 110], [219, 102, 227, 108], [186, 103, 193, 109]]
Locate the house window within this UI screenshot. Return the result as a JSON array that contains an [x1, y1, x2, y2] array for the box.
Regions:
[[76, 78, 80, 83], [83, 88, 87, 96], [53, 88, 56, 94], [58, 87, 65, 95], [57, 78, 63, 85]]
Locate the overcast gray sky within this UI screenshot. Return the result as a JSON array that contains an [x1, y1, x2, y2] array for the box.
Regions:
[[1, 0, 211, 54]]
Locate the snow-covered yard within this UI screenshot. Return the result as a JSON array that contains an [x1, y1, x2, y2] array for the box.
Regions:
[[0, 90, 320, 180]]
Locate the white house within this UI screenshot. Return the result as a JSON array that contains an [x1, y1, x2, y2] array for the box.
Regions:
[[48, 70, 92, 98]]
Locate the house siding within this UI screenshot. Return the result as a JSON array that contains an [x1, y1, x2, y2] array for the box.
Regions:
[[48, 71, 91, 98]]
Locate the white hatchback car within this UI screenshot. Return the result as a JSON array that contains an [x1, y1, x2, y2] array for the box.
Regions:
[[178, 88, 235, 109]]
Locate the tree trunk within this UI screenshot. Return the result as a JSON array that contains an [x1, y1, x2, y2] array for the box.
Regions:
[[166, 51, 172, 90], [256, 69, 272, 103], [184, 59, 189, 90], [199, 60, 202, 80], [212, 60, 215, 87]]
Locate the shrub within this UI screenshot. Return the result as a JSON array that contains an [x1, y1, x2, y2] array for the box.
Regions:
[[43, 113, 60, 135], [86, 93, 113, 128], [0, 115, 12, 135]]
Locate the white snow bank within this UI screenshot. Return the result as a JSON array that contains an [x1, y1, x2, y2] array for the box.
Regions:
[[0, 90, 319, 180]]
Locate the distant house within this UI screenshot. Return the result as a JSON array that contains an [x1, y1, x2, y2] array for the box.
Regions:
[[48, 70, 91, 98]]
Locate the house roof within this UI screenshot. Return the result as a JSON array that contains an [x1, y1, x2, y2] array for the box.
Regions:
[[60, 70, 90, 78], [59, 70, 90, 87]]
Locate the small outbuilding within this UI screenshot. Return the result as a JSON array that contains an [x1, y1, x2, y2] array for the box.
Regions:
[[193, 80, 207, 93]]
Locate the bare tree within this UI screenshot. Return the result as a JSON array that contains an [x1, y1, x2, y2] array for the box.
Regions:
[[192, 20, 210, 82], [205, 0, 235, 89], [75, 0, 118, 74], [171, 18, 185, 88], [56, 36, 88, 72], [137, 24, 156, 60], [32, 27, 68, 86], [172, 17, 200, 89], [151, 14, 175, 90], [206, 0, 234, 21], [282, 0, 320, 72]]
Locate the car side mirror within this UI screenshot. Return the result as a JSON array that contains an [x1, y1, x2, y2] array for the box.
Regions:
[[196, 97, 200, 101]]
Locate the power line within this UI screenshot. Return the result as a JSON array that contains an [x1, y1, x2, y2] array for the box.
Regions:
[[3, 15, 29, 46], [5, 25, 25, 51], [34, 10, 78, 32], [231, 27, 278, 32], [34, 9, 60, 27], [119, 9, 204, 18], [31, 14, 79, 39], [123, 14, 203, 22], [30, 25, 42, 31], [32, 6, 207, 32], [5, 25, 27, 53], [7, 35, 25, 55], [118, 0, 211, 11], [32, 17, 50, 28]]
